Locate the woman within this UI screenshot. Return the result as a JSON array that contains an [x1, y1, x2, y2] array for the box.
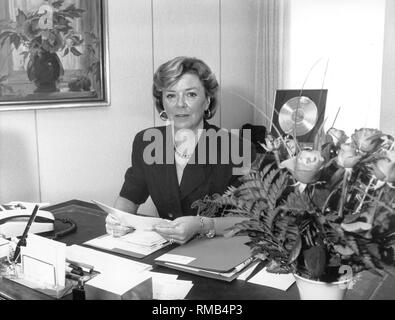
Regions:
[[106, 56, 254, 244]]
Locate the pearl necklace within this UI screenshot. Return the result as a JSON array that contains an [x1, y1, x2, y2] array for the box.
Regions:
[[174, 145, 193, 160]]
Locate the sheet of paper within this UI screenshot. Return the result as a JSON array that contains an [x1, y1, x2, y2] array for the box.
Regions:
[[154, 278, 193, 300], [66, 245, 151, 276], [22, 233, 66, 287], [86, 271, 152, 296], [237, 261, 260, 281], [147, 271, 193, 300], [92, 200, 168, 230], [155, 253, 196, 265], [247, 267, 295, 291]]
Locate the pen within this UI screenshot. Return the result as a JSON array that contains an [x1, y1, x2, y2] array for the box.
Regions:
[[13, 204, 40, 262]]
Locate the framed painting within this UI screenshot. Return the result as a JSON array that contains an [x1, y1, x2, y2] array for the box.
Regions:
[[0, 0, 110, 111]]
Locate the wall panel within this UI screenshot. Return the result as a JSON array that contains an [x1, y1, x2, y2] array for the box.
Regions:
[[0, 112, 40, 202], [220, 0, 257, 130]]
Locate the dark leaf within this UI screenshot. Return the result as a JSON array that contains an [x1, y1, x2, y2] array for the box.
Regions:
[[52, 0, 65, 9], [303, 245, 326, 279], [16, 9, 27, 27], [366, 243, 381, 260], [10, 33, 21, 50], [312, 188, 331, 210], [287, 235, 302, 264], [63, 47, 69, 57], [70, 47, 82, 56], [283, 190, 314, 214], [328, 167, 345, 189], [0, 31, 13, 47]]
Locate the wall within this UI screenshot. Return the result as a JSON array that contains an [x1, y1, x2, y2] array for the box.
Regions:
[[381, 0, 395, 137], [0, 0, 257, 206]]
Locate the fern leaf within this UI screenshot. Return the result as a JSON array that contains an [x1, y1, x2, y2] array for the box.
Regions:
[[261, 162, 276, 178], [268, 171, 289, 209]]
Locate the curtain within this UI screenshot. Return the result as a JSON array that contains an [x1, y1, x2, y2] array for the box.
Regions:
[[254, 0, 290, 129]]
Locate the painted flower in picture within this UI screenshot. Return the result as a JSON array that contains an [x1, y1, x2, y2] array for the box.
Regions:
[[0, 0, 86, 92], [0, 0, 85, 57]]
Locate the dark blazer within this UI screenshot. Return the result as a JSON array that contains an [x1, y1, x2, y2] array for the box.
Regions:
[[120, 122, 254, 220]]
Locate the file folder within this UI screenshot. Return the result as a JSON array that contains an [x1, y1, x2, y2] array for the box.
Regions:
[[155, 236, 253, 282]]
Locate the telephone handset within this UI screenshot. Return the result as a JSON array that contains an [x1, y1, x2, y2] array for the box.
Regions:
[[0, 204, 77, 239], [0, 204, 55, 239]]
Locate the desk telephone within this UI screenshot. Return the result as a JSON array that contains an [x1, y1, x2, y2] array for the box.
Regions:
[[0, 203, 55, 239]]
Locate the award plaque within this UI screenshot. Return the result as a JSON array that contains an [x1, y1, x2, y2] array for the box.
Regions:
[[271, 89, 328, 144]]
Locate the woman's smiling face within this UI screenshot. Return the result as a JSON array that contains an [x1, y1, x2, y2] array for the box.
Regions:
[[162, 73, 209, 132]]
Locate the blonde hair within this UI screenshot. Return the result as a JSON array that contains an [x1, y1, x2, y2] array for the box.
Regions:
[[153, 56, 219, 119]]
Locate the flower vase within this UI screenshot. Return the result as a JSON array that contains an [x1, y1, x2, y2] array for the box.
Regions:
[[27, 50, 64, 93], [294, 273, 351, 300]]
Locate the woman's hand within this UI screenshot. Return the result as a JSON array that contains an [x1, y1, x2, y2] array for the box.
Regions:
[[153, 216, 201, 245], [105, 214, 134, 237]]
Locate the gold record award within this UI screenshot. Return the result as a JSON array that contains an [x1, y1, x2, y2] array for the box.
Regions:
[[278, 96, 318, 136]]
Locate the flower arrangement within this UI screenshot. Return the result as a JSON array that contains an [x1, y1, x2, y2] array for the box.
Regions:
[[193, 126, 395, 282], [0, 0, 85, 58]]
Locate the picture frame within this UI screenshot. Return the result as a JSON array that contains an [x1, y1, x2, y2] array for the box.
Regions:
[[270, 89, 328, 144], [0, 0, 110, 111]]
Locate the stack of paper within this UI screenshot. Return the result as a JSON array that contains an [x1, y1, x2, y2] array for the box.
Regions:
[[84, 230, 169, 258], [147, 271, 194, 300], [87, 201, 171, 258], [121, 230, 167, 247]]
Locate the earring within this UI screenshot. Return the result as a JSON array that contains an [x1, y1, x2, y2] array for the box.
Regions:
[[159, 110, 168, 121], [204, 109, 212, 119]]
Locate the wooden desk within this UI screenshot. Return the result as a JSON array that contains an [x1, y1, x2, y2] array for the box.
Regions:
[[0, 200, 394, 300]]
